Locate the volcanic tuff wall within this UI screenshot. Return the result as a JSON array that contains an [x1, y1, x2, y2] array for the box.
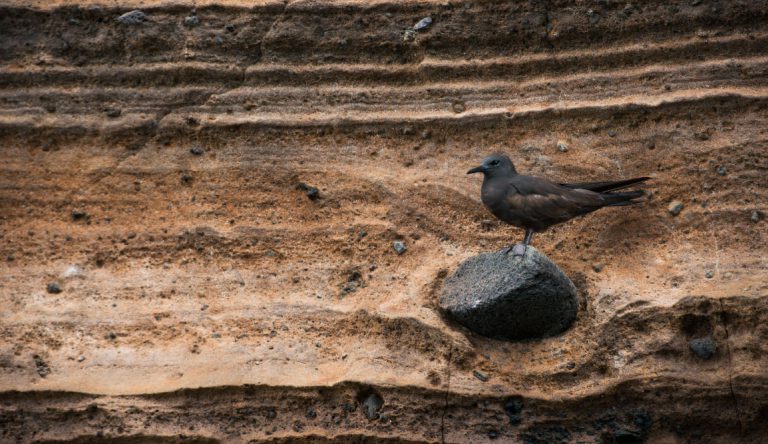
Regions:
[[1, 0, 767, 442]]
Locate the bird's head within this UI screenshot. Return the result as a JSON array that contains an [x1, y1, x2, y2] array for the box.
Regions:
[[467, 153, 517, 177]]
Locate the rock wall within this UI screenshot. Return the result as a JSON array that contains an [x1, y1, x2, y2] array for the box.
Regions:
[[1, 0, 767, 442]]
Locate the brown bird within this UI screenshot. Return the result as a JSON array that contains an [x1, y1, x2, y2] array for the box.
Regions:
[[467, 153, 649, 256]]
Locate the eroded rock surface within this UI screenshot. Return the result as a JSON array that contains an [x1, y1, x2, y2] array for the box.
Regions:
[[1, 0, 767, 442], [440, 247, 577, 340]]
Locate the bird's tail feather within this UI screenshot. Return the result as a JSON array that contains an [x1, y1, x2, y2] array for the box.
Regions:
[[601, 190, 647, 206]]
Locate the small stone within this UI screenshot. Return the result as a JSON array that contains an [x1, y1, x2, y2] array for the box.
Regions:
[[33, 355, 51, 378], [452, 102, 466, 113], [668, 200, 684, 216], [106, 332, 117, 340], [62, 265, 83, 278], [77, 355, 85, 362], [705, 270, 714, 279], [587, 9, 600, 24], [46, 282, 62, 294], [225, 23, 236, 32], [212, 332, 221, 338], [403, 29, 416, 42], [105, 108, 121, 118], [393, 240, 407, 255], [473, 370, 489, 382], [488, 430, 499, 439], [190, 146, 204, 155], [751, 211, 761, 223], [607, 130, 616, 137], [201, 304, 209, 311], [645, 140, 656, 150], [362, 393, 384, 420], [556, 141, 568, 152], [7, 255, 14, 262], [413, 17, 432, 31], [504, 397, 523, 425], [421, 130, 432, 139], [117, 10, 146, 25], [592, 262, 604, 273], [296, 182, 320, 200], [315, 342, 321, 348], [716, 165, 727, 176], [184, 15, 199, 27], [180, 173, 193, 185], [306, 408, 317, 419], [71, 210, 87, 221], [689, 336, 716, 359]]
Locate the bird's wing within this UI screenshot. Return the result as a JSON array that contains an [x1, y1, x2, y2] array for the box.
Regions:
[[559, 177, 650, 193], [505, 176, 605, 222]]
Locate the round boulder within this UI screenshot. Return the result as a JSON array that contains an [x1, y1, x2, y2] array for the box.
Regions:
[[439, 247, 578, 340]]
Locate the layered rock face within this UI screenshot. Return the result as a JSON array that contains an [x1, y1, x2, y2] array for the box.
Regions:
[[1, 0, 767, 442]]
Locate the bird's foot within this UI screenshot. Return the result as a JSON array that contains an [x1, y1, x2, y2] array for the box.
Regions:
[[501, 244, 527, 257]]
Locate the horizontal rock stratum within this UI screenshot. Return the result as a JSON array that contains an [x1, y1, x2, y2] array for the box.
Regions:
[[1, 0, 767, 442]]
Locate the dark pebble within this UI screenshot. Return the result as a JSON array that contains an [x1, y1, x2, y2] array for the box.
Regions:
[[71, 210, 87, 221], [362, 393, 383, 420], [752, 210, 762, 223], [689, 336, 717, 359], [716, 165, 727, 176], [306, 408, 317, 419], [190, 146, 204, 155], [117, 10, 146, 25], [180, 173, 193, 185], [488, 430, 499, 439], [105, 108, 121, 118], [106, 332, 117, 340], [46, 282, 62, 294], [225, 23, 235, 32], [504, 397, 523, 425], [473, 370, 489, 382], [184, 15, 199, 27], [607, 130, 616, 137], [592, 262, 604, 273], [33, 355, 51, 378], [296, 182, 320, 200]]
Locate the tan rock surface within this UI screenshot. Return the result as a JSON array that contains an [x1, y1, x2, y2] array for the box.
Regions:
[[1, 0, 767, 442]]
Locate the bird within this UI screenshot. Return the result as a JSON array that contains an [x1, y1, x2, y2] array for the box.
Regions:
[[467, 153, 649, 256]]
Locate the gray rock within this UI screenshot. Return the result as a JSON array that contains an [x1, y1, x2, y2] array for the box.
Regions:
[[668, 200, 684, 216], [46, 282, 62, 294], [473, 370, 489, 382], [117, 10, 146, 25], [439, 247, 578, 340], [393, 240, 407, 255], [190, 146, 204, 155], [751, 210, 761, 223], [184, 15, 199, 27], [362, 393, 383, 420], [556, 141, 568, 152], [717, 165, 727, 176], [689, 336, 716, 359], [413, 17, 432, 31]]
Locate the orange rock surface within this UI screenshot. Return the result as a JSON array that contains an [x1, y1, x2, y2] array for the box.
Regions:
[[1, 0, 767, 442]]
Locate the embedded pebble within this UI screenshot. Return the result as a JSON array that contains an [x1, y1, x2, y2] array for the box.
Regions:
[[413, 17, 432, 31], [668, 201, 684, 216], [46, 282, 62, 294], [556, 141, 568, 152], [393, 240, 407, 255], [117, 10, 146, 25], [184, 15, 199, 27], [190, 146, 204, 155]]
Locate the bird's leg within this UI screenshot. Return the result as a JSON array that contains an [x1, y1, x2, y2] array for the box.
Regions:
[[510, 229, 535, 257]]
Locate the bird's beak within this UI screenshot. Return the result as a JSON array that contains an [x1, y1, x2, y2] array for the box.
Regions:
[[467, 165, 484, 174]]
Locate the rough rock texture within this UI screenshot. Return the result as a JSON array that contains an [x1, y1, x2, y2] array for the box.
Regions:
[[440, 248, 577, 340], [1, 0, 768, 443]]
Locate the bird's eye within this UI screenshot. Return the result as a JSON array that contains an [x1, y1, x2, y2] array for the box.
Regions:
[[490, 160, 500, 166]]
